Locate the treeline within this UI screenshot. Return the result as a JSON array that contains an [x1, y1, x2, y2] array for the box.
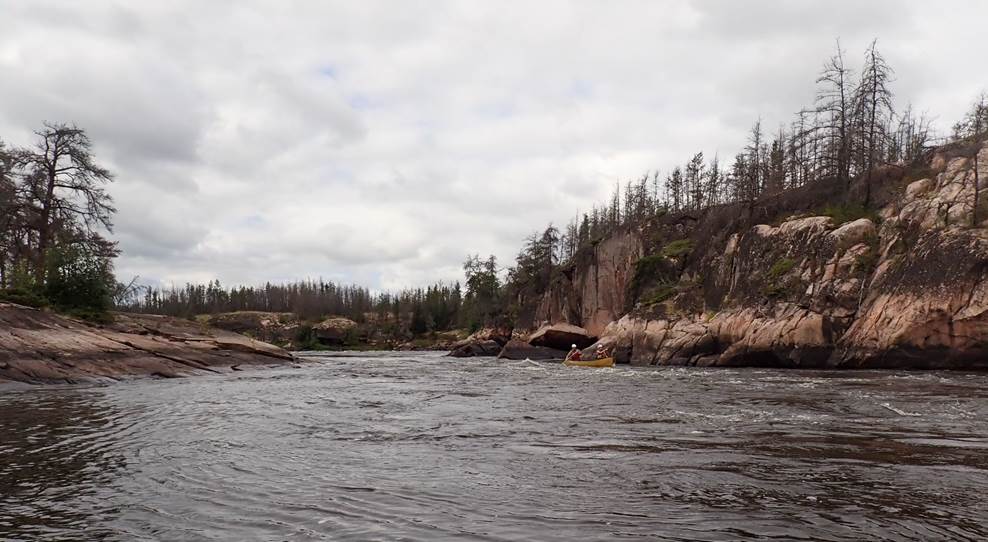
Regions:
[[127, 280, 376, 321], [122, 255, 507, 336], [122, 279, 477, 334], [0, 124, 121, 318], [505, 41, 988, 310]]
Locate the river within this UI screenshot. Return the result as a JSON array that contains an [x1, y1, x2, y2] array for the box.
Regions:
[[2, 352, 988, 541]]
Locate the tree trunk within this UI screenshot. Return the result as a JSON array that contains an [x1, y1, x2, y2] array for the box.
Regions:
[[35, 163, 57, 285], [864, 79, 879, 209], [974, 113, 984, 228]]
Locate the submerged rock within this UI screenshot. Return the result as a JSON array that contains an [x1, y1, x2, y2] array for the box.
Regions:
[[496, 339, 567, 360], [448, 339, 502, 358]]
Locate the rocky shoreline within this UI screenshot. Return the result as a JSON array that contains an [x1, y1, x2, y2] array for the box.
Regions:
[[451, 140, 988, 370], [0, 303, 294, 385], [586, 144, 988, 369]]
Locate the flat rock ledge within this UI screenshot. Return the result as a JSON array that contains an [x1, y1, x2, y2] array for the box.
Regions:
[[0, 303, 295, 385]]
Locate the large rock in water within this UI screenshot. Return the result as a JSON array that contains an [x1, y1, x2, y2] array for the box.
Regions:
[[447, 327, 512, 357], [497, 339, 567, 360], [527, 323, 596, 350], [0, 303, 294, 385], [448, 340, 502, 357], [312, 317, 359, 345]]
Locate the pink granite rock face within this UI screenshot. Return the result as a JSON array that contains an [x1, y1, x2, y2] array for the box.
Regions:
[[0, 304, 294, 384]]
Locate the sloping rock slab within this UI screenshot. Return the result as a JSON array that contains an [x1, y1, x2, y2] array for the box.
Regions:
[[0, 304, 294, 385]]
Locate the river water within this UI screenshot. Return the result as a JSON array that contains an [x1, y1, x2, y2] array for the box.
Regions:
[[2, 352, 988, 541]]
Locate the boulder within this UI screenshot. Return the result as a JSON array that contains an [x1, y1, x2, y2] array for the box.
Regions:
[[497, 339, 567, 360], [905, 178, 934, 199], [463, 327, 513, 346], [527, 323, 596, 350], [396, 329, 470, 351], [446, 326, 513, 357], [448, 339, 502, 358], [206, 311, 298, 343], [828, 218, 876, 250], [312, 317, 358, 345]]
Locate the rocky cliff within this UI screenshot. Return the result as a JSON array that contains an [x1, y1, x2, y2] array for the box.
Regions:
[[535, 139, 988, 369], [0, 303, 294, 384], [531, 231, 642, 337]]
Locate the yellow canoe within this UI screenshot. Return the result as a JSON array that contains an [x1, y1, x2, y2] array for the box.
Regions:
[[563, 357, 615, 368]]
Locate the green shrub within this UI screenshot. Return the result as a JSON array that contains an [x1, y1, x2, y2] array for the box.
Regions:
[[293, 324, 329, 351], [628, 243, 692, 309], [633, 254, 667, 277], [643, 283, 676, 305], [768, 257, 797, 280], [853, 250, 879, 274], [0, 288, 49, 308], [819, 203, 880, 226], [762, 283, 789, 298], [44, 246, 114, 317], [762, 257, 798, 299], [628, 254, 671, 304], [661, 239, 693, 259], [63, 307, 114, 324]]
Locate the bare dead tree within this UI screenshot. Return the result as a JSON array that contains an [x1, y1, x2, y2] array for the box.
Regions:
[[706, 154, 721, 205], [892, 103, 933, 165], [743, 119, 764, 205], [814, 40, 855, 186], [956, 94, 988, 226], [853, 40, 895, 207]]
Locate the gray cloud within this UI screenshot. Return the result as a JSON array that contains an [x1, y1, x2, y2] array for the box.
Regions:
[[0, 0, 985, 290]]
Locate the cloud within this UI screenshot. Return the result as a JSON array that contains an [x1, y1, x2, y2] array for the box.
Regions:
[[0, 0, 985, 290]]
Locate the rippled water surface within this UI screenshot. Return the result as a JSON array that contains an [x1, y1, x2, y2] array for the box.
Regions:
[[3, 353, 988, 541]]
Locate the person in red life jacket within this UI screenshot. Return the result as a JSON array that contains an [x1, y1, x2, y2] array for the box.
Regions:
[[565, 344, 582, 361]]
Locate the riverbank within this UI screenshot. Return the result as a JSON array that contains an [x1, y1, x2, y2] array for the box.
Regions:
[[483, 139, 988, 370], [0, 303, 294, 385]]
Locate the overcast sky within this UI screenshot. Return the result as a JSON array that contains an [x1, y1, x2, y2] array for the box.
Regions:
[[1, 1, 985, 291]]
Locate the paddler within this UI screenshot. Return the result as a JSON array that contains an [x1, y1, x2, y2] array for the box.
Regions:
[[565, 344, 582, 362]]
